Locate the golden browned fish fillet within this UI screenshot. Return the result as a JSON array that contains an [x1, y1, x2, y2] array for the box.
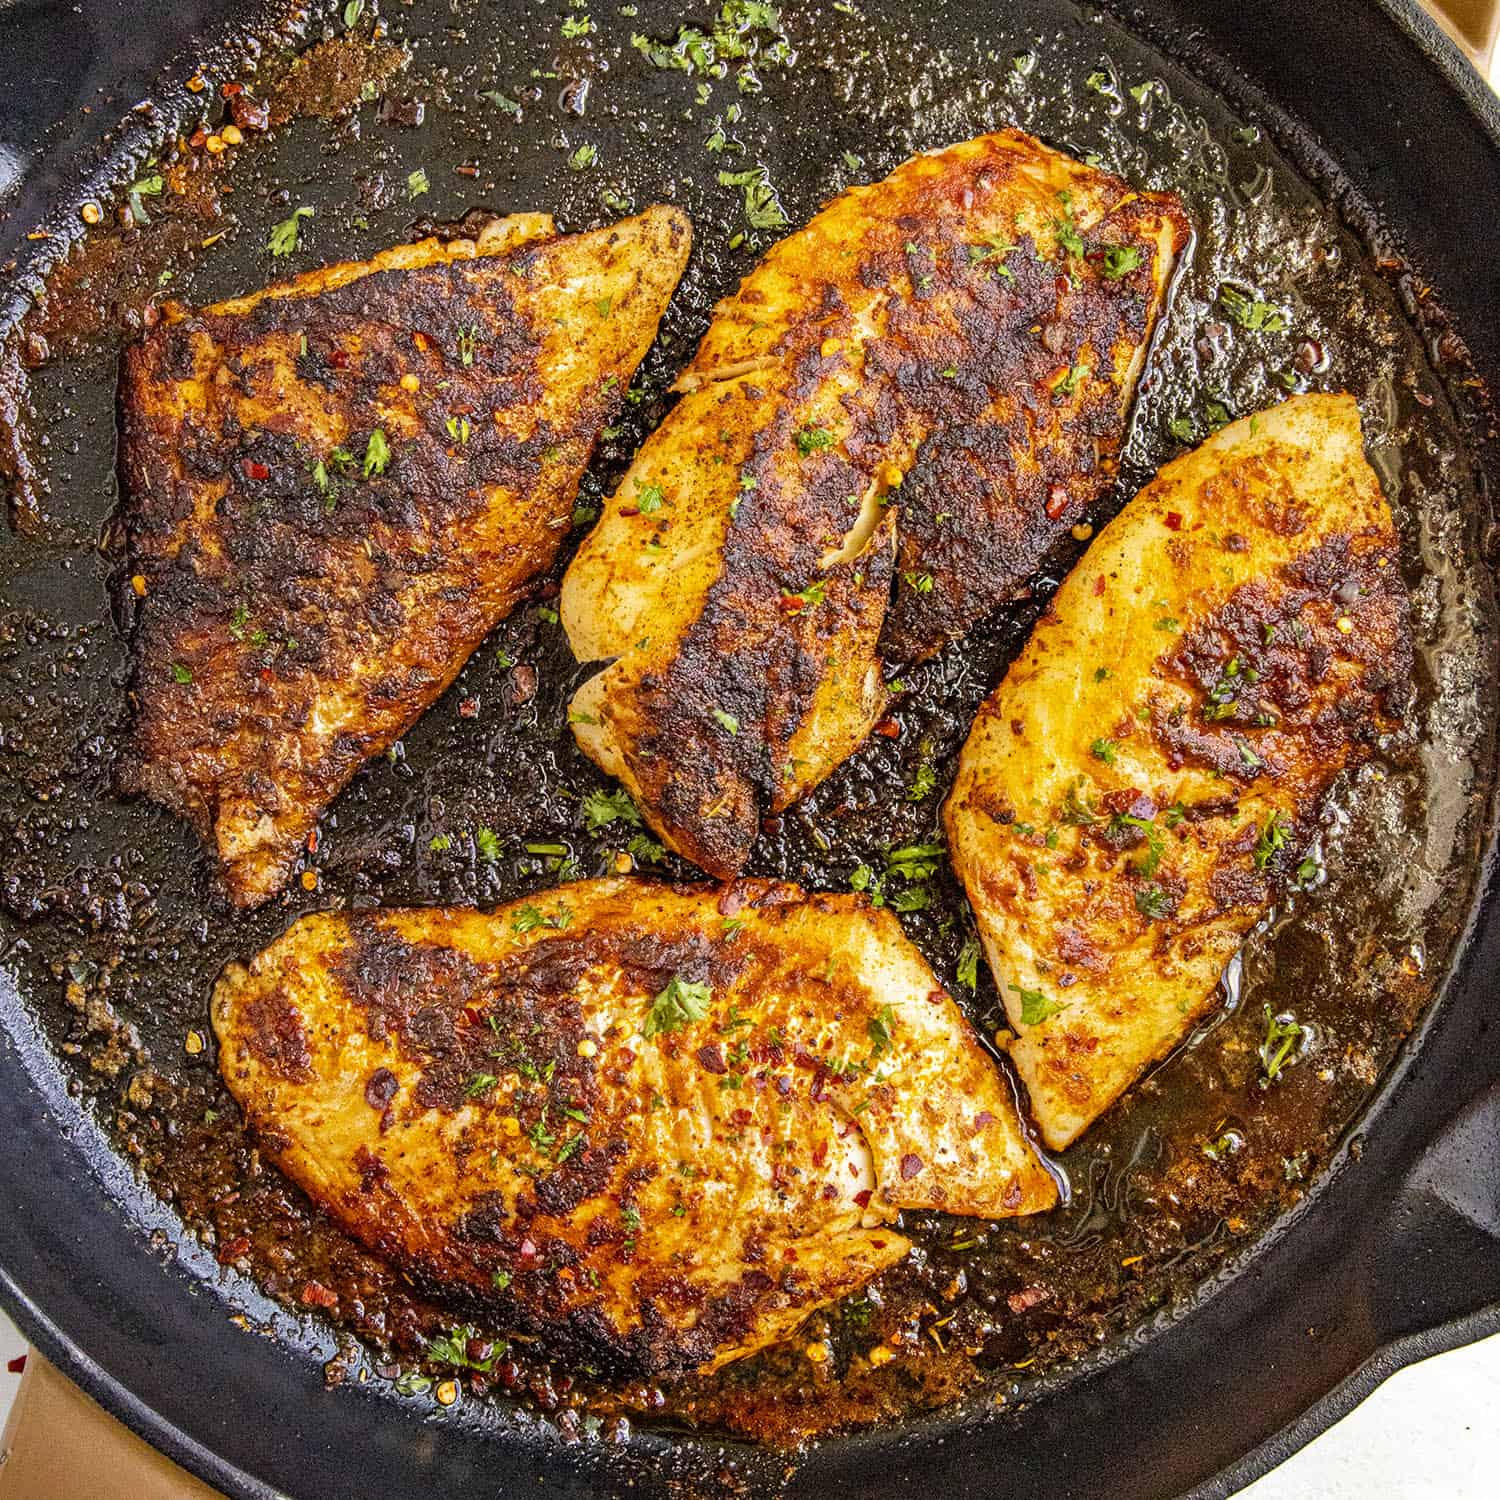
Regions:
[[561, 129, 1187, 879], [117, 208, 690, 907], [945, 394, 1415, 1150], [211, 878, 1056, 1375]]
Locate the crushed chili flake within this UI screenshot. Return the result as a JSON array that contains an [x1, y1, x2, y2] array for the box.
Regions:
[[6, 1354, 26, 1374], [1164, 511, 1183, 530], [241, 459, 270, 480], [300, 1279, 338, 1309], [1045, 483, 1069, 519], [853, 1189, 872, 1207]]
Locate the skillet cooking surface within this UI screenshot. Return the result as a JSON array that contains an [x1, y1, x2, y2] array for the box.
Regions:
[[0, 0, 1497, 1492]]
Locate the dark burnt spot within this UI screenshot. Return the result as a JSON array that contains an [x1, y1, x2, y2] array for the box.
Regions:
[[364, 1067, 398, 1110], [242, 993, 313, 1082], [452, 1191, 509, 1244]]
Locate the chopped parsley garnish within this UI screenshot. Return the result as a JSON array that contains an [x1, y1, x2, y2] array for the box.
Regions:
[[904, 570, 935, 594], [464, 1072, 498, 1098], [1090, 737, 1118, 766], [906, 762, 938, 802], [889, 886, 931, 912], [720, 915, 747, 939], [643, 975, 712, 1038], [1052, 192, 1086, 258], [1060, 777, 1098, 825], [363, 428, 391, 478], [849, 863, 885, 907], [886, 842, 942, 881], [569, 143, 598, 171], [1218, 284, 1288, 333], [455, 327, 481, 367], [627, 831, 667, 865], [1134, 881, 1174, 920], [170, 661, 193, 684], [424, 1325, 501, 1371], [228, 604, 250, 640], [475, 827, 501, 863], [445, 415, 472, 444], [782, 579, 827, 611], [582, 787, 641, 834], [511, 904, 544, 933], [429, 833, 451, 852], [794, 424, 835, 456], [1259, 1006, 1306, 1082], [481, 90, 522, 115], [561, 14, 592, 37], [1252, 812, 1291, 870], [267, 205, 313, 257], [126, 171, 164, 225], [1295, 856, 1322, 888], [1168, 415, 1194, 444], [867, 1004, 897, 1054], [1101, 244, 1143, 279], [718, 165, 789, 230], [406, 168, 430, 199], [1011, 983, 1067, 1026], [1053, 362, 1088, 395], [711, 707, 739, 734], [636, 483, 665, 513], [968, 236, 1017, 279], [956, 937, 981, 990]]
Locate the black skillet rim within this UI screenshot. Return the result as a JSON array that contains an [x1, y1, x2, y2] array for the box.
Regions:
[[1, 0, 1498, 1495]]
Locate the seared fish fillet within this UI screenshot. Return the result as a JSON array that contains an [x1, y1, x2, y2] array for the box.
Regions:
[[118, 208, 690, 907], [212, 878, 1056, 1375], [562, 129, 1186, 878], [945, 394, 1414, 1150]]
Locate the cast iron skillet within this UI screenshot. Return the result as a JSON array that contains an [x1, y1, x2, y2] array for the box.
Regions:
[[0, 1, 1498, 1496]]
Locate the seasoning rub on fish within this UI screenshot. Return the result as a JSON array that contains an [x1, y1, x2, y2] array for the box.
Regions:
[[212, 878, 1056, 1375], [561, 129, 1187, 880], [945, 394, 1415, 1149], [118, 208, 690, 906]]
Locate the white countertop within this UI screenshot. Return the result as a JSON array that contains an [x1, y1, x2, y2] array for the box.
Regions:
[[1, 1305, 1495, 1496]]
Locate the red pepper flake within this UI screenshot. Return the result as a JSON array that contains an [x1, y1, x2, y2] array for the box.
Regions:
[[456, 163, 480, 178], [1045, 483, 1069, 520], [1093, 575, 1107, 596], [730, 1108, 753, 1128], [299, 1280, 338, 1309], [306, 828, 319, 854], [6, 1354, 27, 1374], [812, 1140, 829, 1168], [873, 717, 901, 739], [241, 459, 270, 480], [853, 1189, 873, 1208], [328, 349, 349, 369], [459, 697, 480, 719], [217, 1235, 251, 1263], [1164, 511, 1183, 531], [1007, 1285, 1051, 1315], [899, 1152, 925, 1180], [619, 506, 641, 517], [695, 1042, 727, 1075], [220, 81, 243, 97]]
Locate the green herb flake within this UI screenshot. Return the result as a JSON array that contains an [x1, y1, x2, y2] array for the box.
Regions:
[[1011, 983, 1068, 1027], [711, 707, 739, 734], [570, 143, 599, 171], [582, 787, 641, 834], [406, 168, 430, 199], [363, 428, 391, 478], [1101, 244, 1144, 279], [956, 937, 981, 991], [1090, 737, 1118, 766], [643, 975, 712, 1038], [1218, 283, 1288, 333], [1253, 812, 1291, 870], [794, 423, 835, 456], [1259, 1006, 1306, 1083], [170, 661, 193, 684], [267, 205, 313, 257]]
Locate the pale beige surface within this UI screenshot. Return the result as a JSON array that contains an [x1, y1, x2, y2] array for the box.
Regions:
[[0, 1354, 219, 1499]]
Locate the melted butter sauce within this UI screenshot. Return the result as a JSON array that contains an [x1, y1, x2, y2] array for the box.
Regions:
[[0, 0, 1495, 1456]]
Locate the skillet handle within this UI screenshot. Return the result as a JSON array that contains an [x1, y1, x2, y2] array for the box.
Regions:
[[1421, 0, 1500, 72], [1365, 1080, 1500, 1343], [0, 1353, 219, 1499]]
